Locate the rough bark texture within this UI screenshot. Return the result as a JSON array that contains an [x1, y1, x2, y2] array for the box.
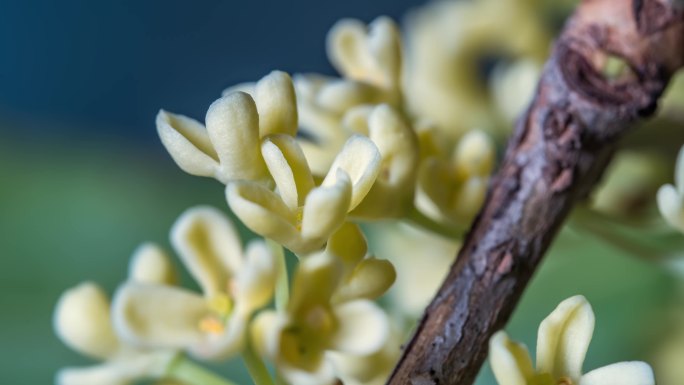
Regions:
[[387, 1, 684, 384]]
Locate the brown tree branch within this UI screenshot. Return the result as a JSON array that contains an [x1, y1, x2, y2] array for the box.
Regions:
[[387, 1, 684, 384]]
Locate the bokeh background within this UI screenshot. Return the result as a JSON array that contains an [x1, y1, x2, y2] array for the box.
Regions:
[[1, 0, 681, 384]]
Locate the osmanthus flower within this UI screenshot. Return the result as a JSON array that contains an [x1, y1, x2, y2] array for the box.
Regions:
[[342, 104, 419, 219], [327, 16, 402, 98], [416, 129, 495, 226], [113, 206, 277, 360], [226, 134, 381, 255], [250, 242, 392, 385], [325, 222, 396, 304], [657, 145, 684, 233], [489, 295, 655, 385], [403, 0, 550, 139], [328, 322, 403, 385], [324, 222, 399, 384], [294, 16, 403, 176], [293, 74, 388, 176], [54, 245, 181, 385], [156, 71, 297, 184]]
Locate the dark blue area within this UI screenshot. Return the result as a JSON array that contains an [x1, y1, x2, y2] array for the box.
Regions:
[[0, 0, 425, 142]]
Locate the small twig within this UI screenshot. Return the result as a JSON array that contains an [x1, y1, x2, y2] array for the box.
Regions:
[[387, 1, 684, 384]]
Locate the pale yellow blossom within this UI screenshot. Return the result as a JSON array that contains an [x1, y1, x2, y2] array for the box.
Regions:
[[157, 71, 297, 184], [294, 74, 393, 176], [341, 104, 420, 219], [416, 129, 495, 226], [326, 222, 396, 304], [127, 243, 178, 285], [113, 206, 277, 360], [328, 323, 403, 385], [403, 0, 550, 138], [251, 251, 390, 385], [490, 295, 655, 385], [327, 16, 402, 94], [226, 134, 381, 254], [657, 145, 684, 232], [54, 270, 178, 385], [295, 16, 402, 176]]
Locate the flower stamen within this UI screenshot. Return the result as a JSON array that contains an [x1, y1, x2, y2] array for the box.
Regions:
[[199, 317, 225, 335]]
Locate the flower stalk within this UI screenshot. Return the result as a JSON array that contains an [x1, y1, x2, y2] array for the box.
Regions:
[[166, 355, 240, 385], [267, 239, 289, 311], [241, 340, 275, 385]]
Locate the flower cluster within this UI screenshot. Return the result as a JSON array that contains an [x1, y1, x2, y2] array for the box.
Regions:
[[55, 207, 397, 385], [54, 245, 180, 385], [54, 0, 682, 384], [490, 296, 655, 385]]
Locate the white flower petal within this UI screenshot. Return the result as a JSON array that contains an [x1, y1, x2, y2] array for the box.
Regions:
[[453, 130, 495, 178], [278, 359, 338, 385], [251, 310, 285, 359], [333, 258, 396, 303], [289, 253, 343, 313], [112, 283, 208, 350], [299, 138, 346, 178], [579, 361, 655, 385], [328, 339, 400, 385], [536, 295, 595, 382], [488, 331, 535, 385], [366, 17, 402, 88], [262, 135, 315, 210], [416, 157, 455, 222], [156, 110, 219, 178], [171, 206, 242, 298], [326, 222, 367, 271], [329, 300, 389, 355], [327, 18, 369, 80], [205, 92, 268, 182], [675, 145, 684, 194], [255, 71, 298, 137], [368, 104, 418, 185], [53, 282, 119, 360], [327, 17, 401, 89], [350, 104, 418, 219], [128, 243, 177, 285], [657, 184, 684, 232], [316, 80, 384, 112], [342, 105, 374, 136], [452, 177, 488, 221], [300, 171, 352, 246], [226, 181, 300, 249], [235, 240, 277, 312], [323, 135, 381, 210], [192, 312, 247, 360]]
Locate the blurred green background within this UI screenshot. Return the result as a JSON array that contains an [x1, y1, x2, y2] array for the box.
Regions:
[[0, 0, 681, 384]]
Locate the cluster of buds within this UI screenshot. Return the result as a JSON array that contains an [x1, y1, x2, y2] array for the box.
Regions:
[[54, 0, 684, 384]]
